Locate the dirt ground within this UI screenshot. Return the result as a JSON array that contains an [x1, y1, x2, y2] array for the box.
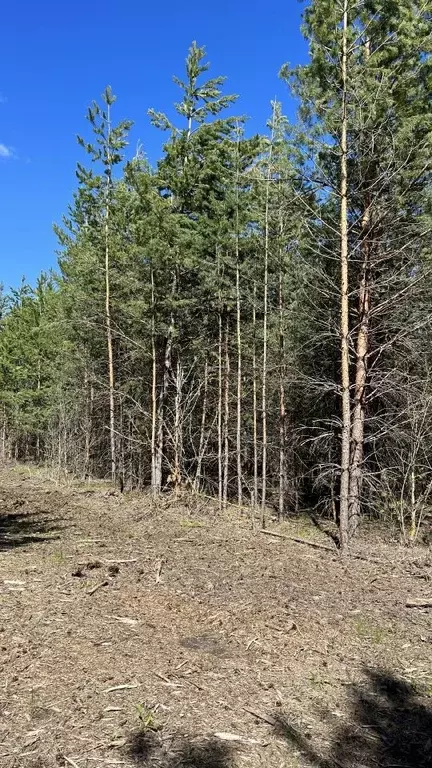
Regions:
[[1, 464, 431, 768]]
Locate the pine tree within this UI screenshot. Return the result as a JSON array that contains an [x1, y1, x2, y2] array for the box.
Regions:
[[74, 87, 132, 483], [282, 0, 432, 549]]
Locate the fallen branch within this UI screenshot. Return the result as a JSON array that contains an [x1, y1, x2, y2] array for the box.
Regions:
[[214, 732, 265, 745], [183, 677, 204, 691], [260, 529, 336, 553], [87, 580, 109, 596], [154, 671, 182, 687], [260, 529, 384, 563], [243, 707, 277, 726], [155, 558, 163, 584], [406, 598, 432, 608], [64, 757, 81, 768], [103, 683, 140, 693]]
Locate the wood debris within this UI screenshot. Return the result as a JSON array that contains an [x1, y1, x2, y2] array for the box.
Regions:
[[406, 598, 432, 608], [87, 579, 109, 595], [103, 683, 140, 693]]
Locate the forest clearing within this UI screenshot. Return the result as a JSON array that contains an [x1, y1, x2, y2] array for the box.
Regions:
[[1, 2, 431, 766], [1, 463, 431, 768]]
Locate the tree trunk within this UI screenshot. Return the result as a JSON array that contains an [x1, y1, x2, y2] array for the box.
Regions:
[[261, 113, 274, 524], [236, 247, 242, 505], [83, 366, 94, 480], [155, 274, 176, 492], [36, 359, 41, 462], [252, 284, 258, 510], [173, 356, 183, 492], [155, 319, 173, 492], [339, 0, 351, 554], [194, 356, 208, 492], [150, 261, 158, 495], [348, 203, 370, 536], [235, 126, 242, 506], [0, 407, 5, 460], [348, 38, 372, 539], [218, 307, 223, 511], [223, 312, 230, 510], [105, 106, 116, 485], [278, 266, 286, 520]]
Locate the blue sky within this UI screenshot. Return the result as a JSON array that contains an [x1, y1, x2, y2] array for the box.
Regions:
[[0, 0, 307, 290]]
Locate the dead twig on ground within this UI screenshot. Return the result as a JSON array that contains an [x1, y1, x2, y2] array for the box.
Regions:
[[406, 598, 432, 608], [87, 580, 109, 595], [103, 683, 140, 693], [155, 558, 163, 583], [243, 707, 277, 726], [64, 757, 81, 768], [260, 528, 337, 552]]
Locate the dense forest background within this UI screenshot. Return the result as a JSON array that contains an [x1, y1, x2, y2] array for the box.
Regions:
[[1, 0, 431, 550]]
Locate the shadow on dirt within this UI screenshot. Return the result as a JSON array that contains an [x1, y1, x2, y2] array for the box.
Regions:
[[125, 731, 232, 767], [0, 502, 59, 551], [274, 667, 432, 768]]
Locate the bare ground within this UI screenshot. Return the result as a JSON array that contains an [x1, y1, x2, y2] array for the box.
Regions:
[[0, 464, 431, 768]]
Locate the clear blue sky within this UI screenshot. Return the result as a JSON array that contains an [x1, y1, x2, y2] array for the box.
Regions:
[[0, 0, 307, 290]]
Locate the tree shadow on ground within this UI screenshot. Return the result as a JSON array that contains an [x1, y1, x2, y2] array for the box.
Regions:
[[0, 505, 59, 551], [274, 667, 432, 768], [125, 730, 232, 767]]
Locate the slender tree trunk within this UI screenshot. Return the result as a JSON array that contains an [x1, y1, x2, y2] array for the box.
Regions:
[[155, 273, 176, 492], [118, 398, 125, 491], [218, 308, 223, 511], [278, 265, 286, 520], [83, 366, 94, 480], [348, 38, 371, 538], [348, 203, 370, 536], [261, 115, 274, 524], [104, 105, 116, 485], [127, 415, 133, 489], [0, 406, 6, 460], [173, 356, 183, 492], [234, 125, 242, 506], [217, 245, 223, 512], [36, 358, 41, 462], [339, 0, 351, 554], [409, 469, 416, 542], [252, 284, 258, 509], [150, 262, 158, 494], [223, 313, 230, 510], [236, 245, 242, 505], [155, 315, 173, 492], [194, 356, 208, 492]]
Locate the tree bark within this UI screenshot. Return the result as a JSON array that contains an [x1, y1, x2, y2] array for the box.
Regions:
[[339, 0, 351, 554], [155, 278, 175, 492], [150, 262, 158, 494], [348, 203, 370, 536], [173, 355, 183, 492], [194, 356, 208, 492], [235, 126, 243, 506], [105, 104, 116, 485], [236, 240, 242, 506], [252, 284, 259, 510], [348, 37, 372, 539], [218, 306, 223, 511], [278, 265, 286, 520], [261, 116, 274, 524], [223, 312, 230, 511]]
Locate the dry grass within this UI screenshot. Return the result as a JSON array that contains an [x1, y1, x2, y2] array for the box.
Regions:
[[0, 463, 431, 768]]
